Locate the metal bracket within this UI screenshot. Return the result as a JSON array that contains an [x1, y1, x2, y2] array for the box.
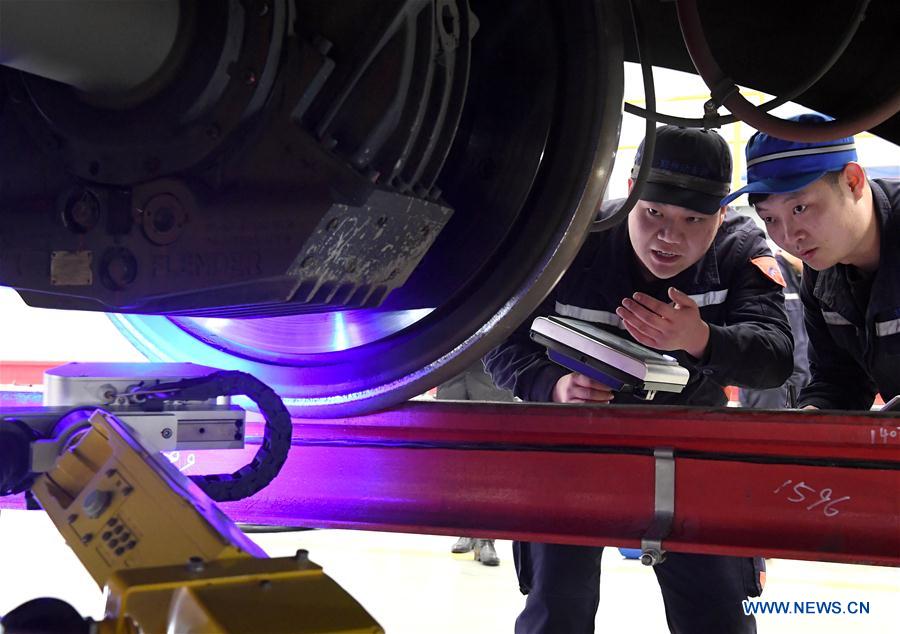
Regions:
[[30, 419, 91, 473], [29, 407, 246, 472], [640, 447, 675, 566]]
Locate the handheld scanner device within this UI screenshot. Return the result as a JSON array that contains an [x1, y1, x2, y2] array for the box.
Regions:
[[530, 315, 690, 400]]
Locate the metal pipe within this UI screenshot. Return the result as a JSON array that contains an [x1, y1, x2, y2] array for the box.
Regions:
[[0, 0, 180, 94], [675, 0, 900, 142]]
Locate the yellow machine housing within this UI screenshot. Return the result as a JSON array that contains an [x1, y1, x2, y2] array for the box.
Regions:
[[31, 410, 382, 634]]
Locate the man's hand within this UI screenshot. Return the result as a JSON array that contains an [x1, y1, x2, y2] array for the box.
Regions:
[[615, 287, 710, 359], [553, 372, 615, 404]]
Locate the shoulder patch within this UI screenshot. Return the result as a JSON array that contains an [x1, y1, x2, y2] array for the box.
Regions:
[[750, 256, 786, 287]]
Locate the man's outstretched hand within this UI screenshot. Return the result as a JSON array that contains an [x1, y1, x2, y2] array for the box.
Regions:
[[616, 287, 710, 359]]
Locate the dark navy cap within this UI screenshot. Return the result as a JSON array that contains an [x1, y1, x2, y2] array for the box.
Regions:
[[721, 113, 857, 207], [632, 125, 732, 214]]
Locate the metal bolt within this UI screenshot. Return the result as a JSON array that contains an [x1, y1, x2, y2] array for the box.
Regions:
[[294, 549, 309, 564], [640, 548, 666, 567], [101, 248, 138, 290], [81, 533, 94, 545], [300, 255, 315, 269], [83, 489, 113, 519], [259, 579, 272, 590], [67, 514, 78, 524], [65, 191, 100, 232], [187, 556, 205, 573], [161, 427, 173, 439], [326, 218, 340, 231], [122, 486, 134, 497]]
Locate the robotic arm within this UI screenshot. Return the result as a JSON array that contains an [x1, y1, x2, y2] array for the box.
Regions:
[[0, 366, 379, 634]]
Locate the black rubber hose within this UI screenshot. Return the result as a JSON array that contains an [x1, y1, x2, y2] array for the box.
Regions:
[[676, 0, 900, 141], [591, 0, 655, 233], [624, 0, 872, 129]]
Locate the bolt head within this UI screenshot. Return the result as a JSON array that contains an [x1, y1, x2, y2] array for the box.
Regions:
[[83, 489, 113, 519], [187, 556, 205, 572]]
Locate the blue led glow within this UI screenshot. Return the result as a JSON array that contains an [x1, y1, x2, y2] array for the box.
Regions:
[[108, 309, 432, 400], [330, 312, 349, 351]]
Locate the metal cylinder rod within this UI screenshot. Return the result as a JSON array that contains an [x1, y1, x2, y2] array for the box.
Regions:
[[0, 0, 181, 94]]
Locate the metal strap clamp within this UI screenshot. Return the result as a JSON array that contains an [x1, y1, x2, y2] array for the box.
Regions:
[[640, 447, 675, 566]]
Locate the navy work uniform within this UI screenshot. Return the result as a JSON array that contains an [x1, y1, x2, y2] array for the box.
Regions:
[[799, 179, 900, 410], [436, 361, 516, 402], [485, 200, 793, 634], [739, 252, 811, 408]]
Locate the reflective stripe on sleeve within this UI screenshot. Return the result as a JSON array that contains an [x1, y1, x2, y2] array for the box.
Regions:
[[876, 317, 900, 337], [822, 311, 853, 326], [688, 289, 729, 307]]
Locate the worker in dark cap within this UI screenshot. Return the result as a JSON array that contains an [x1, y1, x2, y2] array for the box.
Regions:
[[725, 112, 900, 411], [485, 125, 793, 633]]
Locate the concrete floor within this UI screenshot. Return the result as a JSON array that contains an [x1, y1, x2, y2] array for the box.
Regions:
[[0, 510, 896, 633]]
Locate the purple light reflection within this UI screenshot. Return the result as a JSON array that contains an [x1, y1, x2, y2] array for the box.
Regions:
[[169, 308, 432, 362], [108, 308, 434, 401]]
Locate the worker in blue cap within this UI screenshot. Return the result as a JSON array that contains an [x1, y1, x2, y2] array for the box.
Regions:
[[486, 125, 793, 633], [724, 113, 900, 410]]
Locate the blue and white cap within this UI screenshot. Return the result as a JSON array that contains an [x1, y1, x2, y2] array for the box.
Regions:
[[721, 113, 857, 207]]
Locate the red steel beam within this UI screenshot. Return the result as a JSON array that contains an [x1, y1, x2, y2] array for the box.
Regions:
[[213, 401, 900, 566], [1, 399, 896, 565]]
